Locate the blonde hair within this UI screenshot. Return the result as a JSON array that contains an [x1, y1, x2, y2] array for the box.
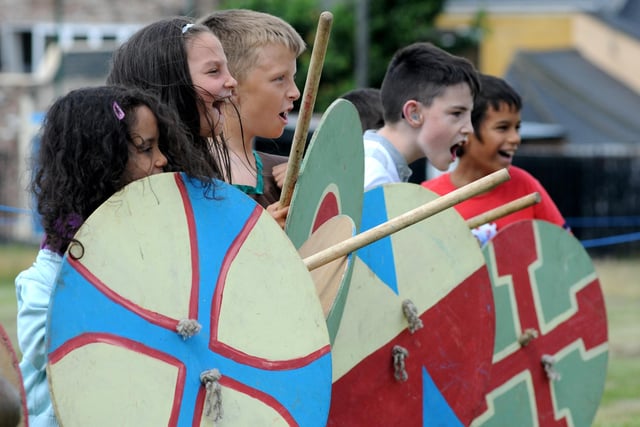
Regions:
[[198, 9, 306, 81]]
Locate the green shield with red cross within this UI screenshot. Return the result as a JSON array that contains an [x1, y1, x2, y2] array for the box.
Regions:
[[45, 173, 332, 426], [284, 98, 364, 342], [328, 183, 496, 426], [472, 219, 608, 427]]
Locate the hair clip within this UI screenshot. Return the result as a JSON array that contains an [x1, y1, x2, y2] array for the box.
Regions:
[[182, 23, 194, 34], [112, 101, 125, 121]]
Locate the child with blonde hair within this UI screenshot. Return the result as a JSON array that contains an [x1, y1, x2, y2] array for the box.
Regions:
[[199, 9, 306, 226]]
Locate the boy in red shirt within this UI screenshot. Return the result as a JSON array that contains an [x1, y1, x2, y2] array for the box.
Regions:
[[422, 74, 568, 244]]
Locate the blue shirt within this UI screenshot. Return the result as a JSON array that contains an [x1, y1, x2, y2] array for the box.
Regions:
[[16, 248, 62, 426]]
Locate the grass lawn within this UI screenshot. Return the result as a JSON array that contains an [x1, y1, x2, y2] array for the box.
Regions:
[[0, 243, 638, 424]]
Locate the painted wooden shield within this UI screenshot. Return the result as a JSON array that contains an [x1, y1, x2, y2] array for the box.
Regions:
[[0, 323, 28, 427], [285, 98, 364, 342], [297, 214, 356, 321], [472, 220, 608, 427], [45, 173, 332, 427], [328, 183, 496, 426]]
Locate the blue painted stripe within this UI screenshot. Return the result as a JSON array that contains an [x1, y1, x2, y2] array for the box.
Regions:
[[422, 366, 463, 427], [356, 186, 399, 294]]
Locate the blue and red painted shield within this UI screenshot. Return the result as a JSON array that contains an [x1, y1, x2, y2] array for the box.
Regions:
[[328, 183, 495, 426], [285, 98, 364, 342], [46, 173, 332, 426], [472, 220, 608, 427]]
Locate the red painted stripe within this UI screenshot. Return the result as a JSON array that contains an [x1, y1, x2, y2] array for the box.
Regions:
[[214, 340, 331, 370], [191, 374, 299, 426], [312, 191, 339, 233], [208, 204, 330, 369], [67, 174, 202, 332], [174, 173, 200, 320], [48, 332, 185, 426], [221, 375, 299, 425], [210, 205, 263, 344], [69, 258, 178, 330]]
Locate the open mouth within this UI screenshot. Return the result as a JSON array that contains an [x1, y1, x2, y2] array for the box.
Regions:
[[278, 111, 290, 124], [498, 149, 515, 160], [211, 98, 226, 115], [450, 142, 463, 160]]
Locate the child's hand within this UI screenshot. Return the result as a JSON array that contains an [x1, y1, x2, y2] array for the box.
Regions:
[[272, 162, 288, 189], [266, 201, 289, 229]]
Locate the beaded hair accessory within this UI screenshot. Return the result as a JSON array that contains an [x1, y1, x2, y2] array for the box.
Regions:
[[112, 101, 125, 121], [182, 23, 194, 34]]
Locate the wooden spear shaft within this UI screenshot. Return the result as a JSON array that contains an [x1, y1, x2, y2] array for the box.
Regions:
[[303, 168, 510, 271], [466, 192, 541, 229], [279, 11, 333, 207]]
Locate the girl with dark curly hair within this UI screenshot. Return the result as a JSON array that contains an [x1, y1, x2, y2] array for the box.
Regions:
[[16, 85, 215, 426]]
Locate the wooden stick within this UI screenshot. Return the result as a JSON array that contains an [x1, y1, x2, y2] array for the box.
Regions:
[[279, 11, 333, 207], [303, 168, 510, 271], [466, 192, 541, 230]]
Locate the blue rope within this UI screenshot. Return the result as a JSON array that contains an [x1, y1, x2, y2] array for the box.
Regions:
[[567, 216, 640, 227], [581, 232, 640, 248], [0, 204, 33, 215], [2, 203, 640, 247]]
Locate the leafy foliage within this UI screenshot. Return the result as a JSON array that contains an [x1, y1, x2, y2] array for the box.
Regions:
[[217, 0, 481, 111]]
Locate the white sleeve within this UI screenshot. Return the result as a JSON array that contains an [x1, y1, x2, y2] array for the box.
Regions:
[[364, 155, 395, 191], [15, 249, 63, 371]]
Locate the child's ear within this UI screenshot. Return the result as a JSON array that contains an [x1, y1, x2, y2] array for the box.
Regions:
[[402, 100, 422, 127]]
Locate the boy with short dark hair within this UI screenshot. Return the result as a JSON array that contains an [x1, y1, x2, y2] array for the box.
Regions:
[[340, 87, 384, 132], [364, 42, 480, 191]]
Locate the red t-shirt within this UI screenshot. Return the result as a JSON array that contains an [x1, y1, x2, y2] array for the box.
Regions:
[[422, 166, 568, 231]]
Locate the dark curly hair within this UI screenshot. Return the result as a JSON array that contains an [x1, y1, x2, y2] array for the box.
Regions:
[[33, 85, 216, 254], [107, 16, 232, 181]]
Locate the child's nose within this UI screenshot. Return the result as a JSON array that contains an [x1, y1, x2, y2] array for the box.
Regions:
[[156, 151, 168, 169], [225, 71, 238, 90], [462, 117, 473, 134], [509, 129, 522, 145], [289, 84, 301, 101]]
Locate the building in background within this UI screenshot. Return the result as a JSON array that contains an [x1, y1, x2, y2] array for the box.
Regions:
[[435, 0, 640, 253], [0, 0, 214, 240]]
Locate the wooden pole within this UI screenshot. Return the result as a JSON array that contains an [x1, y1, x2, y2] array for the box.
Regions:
[[303, 168, 510, 271], [279, 11, 333, 207], [465, 192, 541, 230]]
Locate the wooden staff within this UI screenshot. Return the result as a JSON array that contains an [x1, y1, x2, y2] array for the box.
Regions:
[[279, 11, 333, 207], [466, 192, 541, 229], [303, 168, 510, 271]]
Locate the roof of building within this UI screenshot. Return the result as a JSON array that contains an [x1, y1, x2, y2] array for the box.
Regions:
[[590, 0, 640, 40], [54, 49, 112, 81], [443, 0, 623, 14], [505, 48, 640, 144]]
